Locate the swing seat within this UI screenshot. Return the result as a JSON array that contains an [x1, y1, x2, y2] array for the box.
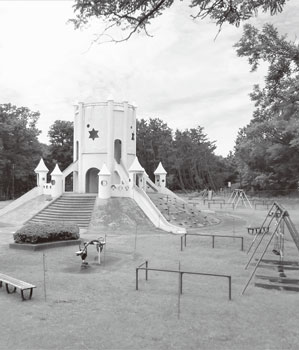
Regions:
[[272, 249, 280, 256]]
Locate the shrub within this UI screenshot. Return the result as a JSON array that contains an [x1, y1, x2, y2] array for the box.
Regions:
[[13, 222, 80, 244]]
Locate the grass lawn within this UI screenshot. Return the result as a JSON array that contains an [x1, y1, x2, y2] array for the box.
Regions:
[[0, 200, 299, 349]]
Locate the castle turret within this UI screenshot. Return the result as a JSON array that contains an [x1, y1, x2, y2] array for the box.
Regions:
[[50, 164, 63, 197], [154, 162, 167, 188], [34, 158, 49, 194], [128, 157, 144, 189]]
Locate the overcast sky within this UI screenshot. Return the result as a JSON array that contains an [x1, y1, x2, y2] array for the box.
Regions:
[[0, 1, 299, 156]]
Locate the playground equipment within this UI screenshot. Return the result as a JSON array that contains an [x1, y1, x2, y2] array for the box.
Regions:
[[76, 237, 106, 266], [242, 202, 299, 294], [228, 189, 252, 209]]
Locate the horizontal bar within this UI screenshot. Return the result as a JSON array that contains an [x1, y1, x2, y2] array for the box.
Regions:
[[183, 233, 244, 251], [137, 267, 230, 279], [187, 233, 243, 239]]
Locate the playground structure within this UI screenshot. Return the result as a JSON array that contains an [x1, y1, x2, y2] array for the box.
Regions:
[[0, 100, 187, 234], [242, 202, 299, 294], [228, 189, 252, 209], [76, 237, 106, 266]]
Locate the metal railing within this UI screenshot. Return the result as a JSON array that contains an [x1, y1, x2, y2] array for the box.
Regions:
[[180, 233, 244, 251], [135, 261, 232, 300]]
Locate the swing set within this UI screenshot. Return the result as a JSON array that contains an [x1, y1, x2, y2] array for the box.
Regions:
[[228, 189, 252, 209], [242, 202, 299, 294]]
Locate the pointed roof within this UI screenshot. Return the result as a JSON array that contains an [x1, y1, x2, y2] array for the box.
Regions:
[[99, 163, 111, 176], [50, 164, 62, 176], [154, 162, 167, 175], [128, 157, 144, 173], [34, 158, 49, 173]]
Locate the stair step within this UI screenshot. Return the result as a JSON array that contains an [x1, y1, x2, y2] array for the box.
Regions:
[[28, 194, 96, 228]]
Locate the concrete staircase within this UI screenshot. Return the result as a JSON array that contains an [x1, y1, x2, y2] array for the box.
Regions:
[[28, 194, 96, 228]]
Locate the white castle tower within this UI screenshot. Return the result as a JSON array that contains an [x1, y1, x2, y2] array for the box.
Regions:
[[64, 99, 137, 195]]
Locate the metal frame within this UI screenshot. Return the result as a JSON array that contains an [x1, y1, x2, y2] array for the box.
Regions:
[[228, 189, 252, 209], [180, 233, 244, 251], [135, 261, 232, 300], [242, 202, 299, 295]]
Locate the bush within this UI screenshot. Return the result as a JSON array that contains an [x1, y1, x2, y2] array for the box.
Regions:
[[13, 222, 80, 244]]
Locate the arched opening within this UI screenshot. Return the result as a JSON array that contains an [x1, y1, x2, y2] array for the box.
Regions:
[[85, 168, 99, 193], [114, 139, 122, 164]]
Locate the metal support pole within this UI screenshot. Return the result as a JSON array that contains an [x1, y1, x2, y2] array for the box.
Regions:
[[246, 203, 276, 255], [212, 235, 215, 248], [241, 237, 244, 251], [245, 211, 283, 270], [184, 234, 187, 247], [242, 229, 277, 295], [180, 272, 183, 295], [145, 260, 148, 280], [228, 276, 232, 300], [136, 269, 139, 290], [181, 236, 183, 251]]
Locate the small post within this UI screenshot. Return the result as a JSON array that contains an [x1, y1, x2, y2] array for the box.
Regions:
[[228, 276, 232, 301], [241, 237, 244, 251], [212, 235, 215, 248], [103, 234, 107, 266], [97, 243, 101, 265], [136, 269, 139, 290], [177, 262, 181, 319], [180, 272, 183, 295], [180, 236, 183, 251], [184, 233, 187, 247], [43, 253, 47, 302], [145, 260, 148, 281]]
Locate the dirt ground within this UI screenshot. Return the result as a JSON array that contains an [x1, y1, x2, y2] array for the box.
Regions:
[[0, 197, 299, 350]]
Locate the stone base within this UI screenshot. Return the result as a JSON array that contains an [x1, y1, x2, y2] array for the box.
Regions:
[[9, 239, 82, 251]]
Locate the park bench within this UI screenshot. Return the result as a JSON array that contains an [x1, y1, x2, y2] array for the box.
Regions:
[[0, 273, 36, 301]]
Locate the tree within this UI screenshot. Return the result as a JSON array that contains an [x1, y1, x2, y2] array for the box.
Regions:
[[137, 117, 174, 181], [70, 0, 287, 42], [0, 104, 42, 199], [136, 118, 233, 191], [234, 24, 299, 191], [47, 120, 74, 172]]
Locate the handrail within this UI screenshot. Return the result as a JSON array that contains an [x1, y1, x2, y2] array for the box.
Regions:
[[136, 260, 232, 300], [181, 233, 244, 251]]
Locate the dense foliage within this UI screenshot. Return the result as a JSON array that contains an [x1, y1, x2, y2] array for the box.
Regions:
[[13, 221, 80, 244], [70, 0, 287, 41], [0, 104, 43, 199], [136, 118, 234, 190], [46, 120, 74, 172], [234, 24, 299, 191]]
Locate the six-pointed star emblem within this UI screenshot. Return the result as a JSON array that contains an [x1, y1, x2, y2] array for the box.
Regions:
[[89, 128, 99, 140]]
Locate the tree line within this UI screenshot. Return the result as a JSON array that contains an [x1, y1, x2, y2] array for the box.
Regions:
[[0, 104, 236, 199], [1, 0, 298, 198]]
